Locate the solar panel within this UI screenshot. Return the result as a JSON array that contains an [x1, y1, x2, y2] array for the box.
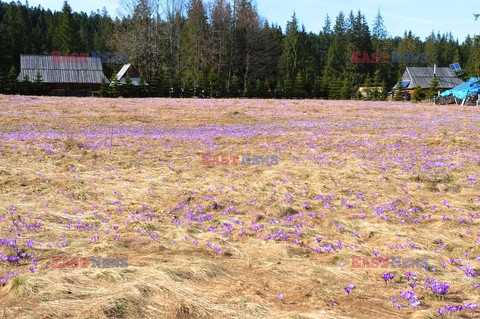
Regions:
[[450, 63, 462, 72]]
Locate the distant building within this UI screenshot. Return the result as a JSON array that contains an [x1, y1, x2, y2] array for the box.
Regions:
[[395, 66, 463, 95], [114, 64, 147, 86], [17, 54, 109, 96]]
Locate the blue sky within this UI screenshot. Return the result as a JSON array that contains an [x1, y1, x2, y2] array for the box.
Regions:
[[22, 0, 478, 41]]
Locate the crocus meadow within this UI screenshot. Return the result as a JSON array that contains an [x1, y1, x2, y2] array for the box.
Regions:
[[0, 95, 478, 318]]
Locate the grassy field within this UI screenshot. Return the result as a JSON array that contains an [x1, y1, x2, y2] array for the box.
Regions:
[[0, 95, 479, 319]]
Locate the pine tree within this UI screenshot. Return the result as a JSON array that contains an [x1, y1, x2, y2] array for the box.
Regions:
[[99, 78, 108, 97], [394, 76, 405, 101], [429, 76, 440, 99], [264, 79, 271, 98], [149, 71, 161, 97], [380, 80, 389, 100], [284, 75, 293, 98], [109, 75, 120, 98], [255, 79, 262, 98], [173, 72, 182, 97], [53, 1, 80, 54], [123, 75, 134, 97], [208, 68, 219, 98], [184, 74, 195, 98], [7, 66, 18, 94], [340, 78, 351, 100], [294, 72, 305, 98], [320, 72, 330, 99], [372, 70, 381, 100], [363, 74, 373, 100], [275, 80, 283, 98], [138, 76, 148, 97], [160, 70, 170, 97], [0, 72, 6, 94], [413, 84, 425, 102], [245, 80, 253, 98], [281, 13, 300, 78], [21, 75, 32, 95], [230, 75, 239, 98], [328, 77, 343, 99], [34, 71, 45, 95]]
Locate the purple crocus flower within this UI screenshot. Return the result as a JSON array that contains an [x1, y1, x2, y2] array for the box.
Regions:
[[464, 303, 478, 311], [344, 284, 355, 294], [431, 280, 450, 295], [382, 272, 395, 284], [26, 239, 35, 248]]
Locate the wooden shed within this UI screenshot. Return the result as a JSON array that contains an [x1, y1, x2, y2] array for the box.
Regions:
[[395, 66, 463, 95], [17, 54, 109, 96]]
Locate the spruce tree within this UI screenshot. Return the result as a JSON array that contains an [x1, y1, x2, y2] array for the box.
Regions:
[[138, 76, 148, 97], [328, 77, 343, 99], [255, 79, 262, 98], [53, 1, 80, 54], [123, 75, 134, 97], [34, 70, 45, 95], [160, 71, 170, 97], [380, 80, 389, 100], [294, 72, 305, 98], [275, 80, 283, 99], [340, 78, 351, 100], [21, 75, 31, 95], [7, 66, 18, 94], [413, 84, 425, 102], [109, 74, 120, 98], [99, 78, 108, 97], [173, 73, 182, 97], [284, 75, 293, 98], [148, 71, 161, 97], [312, 75, 321, 98], [363, 75, 372, 100], [208, 68, 219, 98], [0, 72, 6, 94], [230, 75, 239, 98], [245, 80, 253, 98], [184, 74, 194, 98], [429, 76, 439, 99], [394, 76, 405, 101], [320, 72, 330, 99], [372, 70, 381, 100], [264, 79, 271, 98]]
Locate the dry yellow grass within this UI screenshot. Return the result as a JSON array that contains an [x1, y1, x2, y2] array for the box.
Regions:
[[0, 95, 479, 319]]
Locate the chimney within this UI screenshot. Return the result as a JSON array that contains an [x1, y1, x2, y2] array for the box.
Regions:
[[434, 64, 437, 77]]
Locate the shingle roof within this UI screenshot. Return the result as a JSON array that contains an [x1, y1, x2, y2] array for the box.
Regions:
[[17, 54, 110, 84], [403, 67, 462, 89]]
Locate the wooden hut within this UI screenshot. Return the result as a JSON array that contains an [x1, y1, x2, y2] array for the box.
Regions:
[[396, 66, 463, 96], [17, 54, 109, 96]]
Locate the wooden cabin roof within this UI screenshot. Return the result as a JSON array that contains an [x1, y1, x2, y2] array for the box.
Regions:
[[402, 67, 463, 89], [17, 54, 110, 84]]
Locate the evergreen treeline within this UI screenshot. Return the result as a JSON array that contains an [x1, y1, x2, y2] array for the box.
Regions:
[[0, 0, 478, 99]]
